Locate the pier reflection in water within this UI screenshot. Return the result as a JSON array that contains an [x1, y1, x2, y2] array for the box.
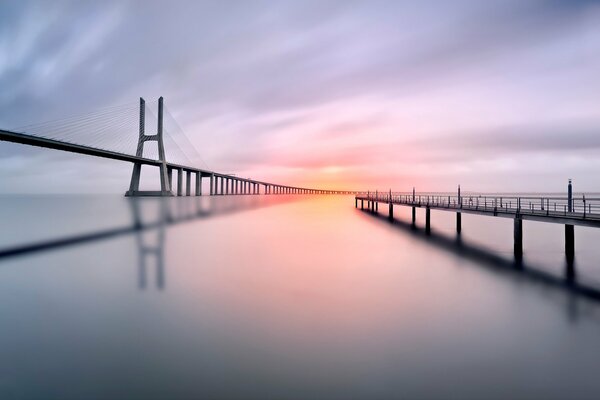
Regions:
[[1, 195, 600, 399]]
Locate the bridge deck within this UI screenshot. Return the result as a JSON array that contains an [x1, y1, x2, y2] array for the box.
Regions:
[[0, 128, 359, 193]]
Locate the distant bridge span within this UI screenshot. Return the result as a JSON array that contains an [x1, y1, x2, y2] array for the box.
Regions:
[[0, 97, 362, 196]]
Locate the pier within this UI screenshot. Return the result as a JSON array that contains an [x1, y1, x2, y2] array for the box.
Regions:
[[355, 181, 594, 274]]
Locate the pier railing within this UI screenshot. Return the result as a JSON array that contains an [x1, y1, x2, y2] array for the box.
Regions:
[[357, 192, 600, 221]]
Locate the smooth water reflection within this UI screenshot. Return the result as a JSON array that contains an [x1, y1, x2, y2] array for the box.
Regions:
[[1, 195, 600, 399]]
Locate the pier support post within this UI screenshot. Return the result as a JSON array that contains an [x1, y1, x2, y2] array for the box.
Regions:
[[375, 202, 378, 212], [210, 174, 214, 195], [361, 200, 364, 210], [514, 218, 523, 261], [425, 207, 431, 234], [411, 206, 416, 228], [388, 203, 393, 221], [456, 212, 462, 234], [565, 224, 575, 276], [355, 198, 358, 208]]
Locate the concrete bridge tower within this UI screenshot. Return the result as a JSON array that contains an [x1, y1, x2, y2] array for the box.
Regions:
[[125, 97, 173, 196]]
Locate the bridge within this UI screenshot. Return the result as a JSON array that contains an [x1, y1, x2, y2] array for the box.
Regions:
[[0, 97, 360, 196], [356, 182, 599, 276]]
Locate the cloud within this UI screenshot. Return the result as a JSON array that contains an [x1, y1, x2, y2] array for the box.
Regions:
[[2, 0, 600, 192]]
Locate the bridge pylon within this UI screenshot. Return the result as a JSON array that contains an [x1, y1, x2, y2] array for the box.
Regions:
[[125, 97, 173, 196]]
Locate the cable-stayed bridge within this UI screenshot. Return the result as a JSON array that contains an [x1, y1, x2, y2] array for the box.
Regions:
[[0, 97, 360, 196]]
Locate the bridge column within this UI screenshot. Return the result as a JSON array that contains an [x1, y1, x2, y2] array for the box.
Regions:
[[565, 224, 575, 277], [361, 199, 364, 210], [167, 167, 173, 191], [219, 177, 224, 195], [388, 203, 393, 221], [209, 174, 214, 195], [514, 217, 523, 261], [375, 201, 378, 212], [177, 169, 183, 196], [456, 212, 462, 234], [186, 171, 191, 196], [425, 207, 431, 234], [411, 207, 416, 228], [195, 172, 201, 196]]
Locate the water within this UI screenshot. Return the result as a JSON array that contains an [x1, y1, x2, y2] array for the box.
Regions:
[[1, 194, 600, 399]]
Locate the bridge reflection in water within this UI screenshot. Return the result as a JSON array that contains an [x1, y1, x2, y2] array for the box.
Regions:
[[0, 195, 304, 290]]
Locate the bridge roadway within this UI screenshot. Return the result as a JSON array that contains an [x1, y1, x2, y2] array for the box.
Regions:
[[356, 190, 600, 272], [0, 128, 358, 196]]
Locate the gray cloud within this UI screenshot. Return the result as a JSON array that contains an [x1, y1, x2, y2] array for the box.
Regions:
[[2, 0, 600, 192]]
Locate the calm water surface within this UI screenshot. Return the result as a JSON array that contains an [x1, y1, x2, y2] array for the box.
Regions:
[[1, 194, 600, 399]]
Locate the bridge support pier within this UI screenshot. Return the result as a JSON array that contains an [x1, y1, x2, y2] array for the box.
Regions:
[[195, 172, 201, 196], [411, 206, 416, 228], [565, 224, 575, 278], [177, 169, 183, 196], [425, 207, 431, 234], [375, 202, 378, 212], [388, 203, 393, 221], [514, 217, 523, 262], [456, 212, 462, 234], [186, 171, 191, 196], [210, 174, 214, 195], [167, 168, 173, 191], [361, 200, 364, 210]]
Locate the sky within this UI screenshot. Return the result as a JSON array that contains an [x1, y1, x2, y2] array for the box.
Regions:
[[1, 0, 600, 193]]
